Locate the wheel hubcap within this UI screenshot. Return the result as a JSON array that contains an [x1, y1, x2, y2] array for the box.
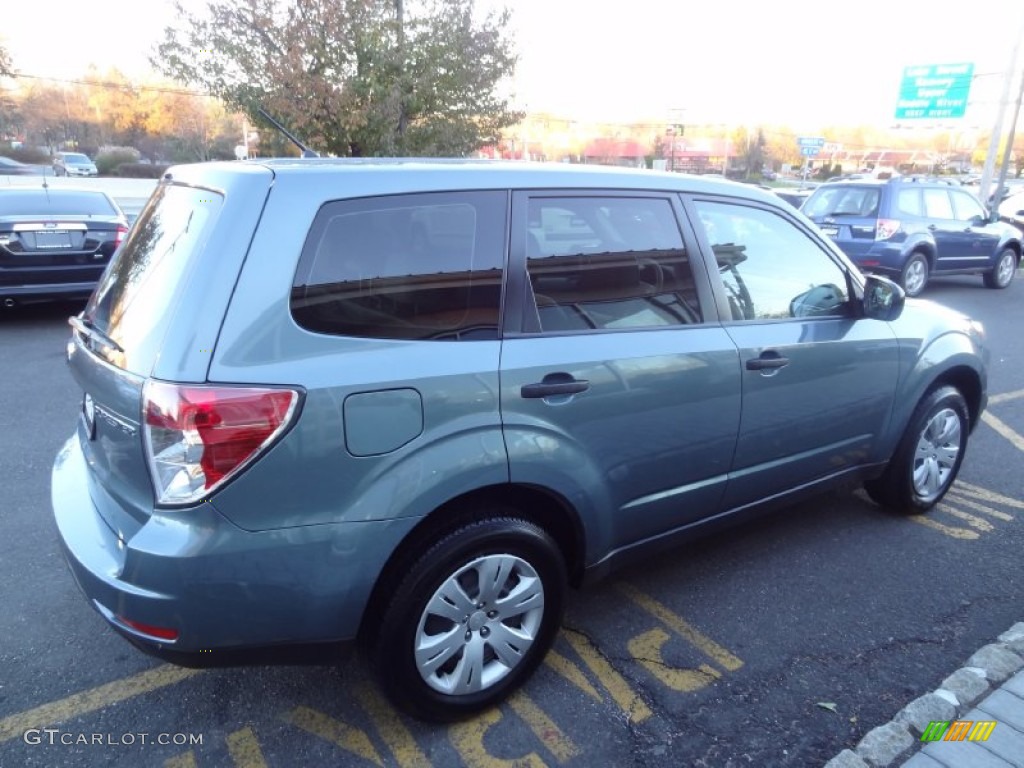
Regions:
[[912, 407, 961, 500], [905, 261, 925, 294], [997, 253, 1014, 285], [414, 554, 544, 695]]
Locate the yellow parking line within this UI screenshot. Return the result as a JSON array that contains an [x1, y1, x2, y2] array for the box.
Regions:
[[0, 665, 202, 744], [987, 388, 1024, 405], [938, 505, 995, 532], [354, 681, 432, 768], [561, 629, 652, 722], [507, 690, 580, 763], [907, 515, 979, 539], [616, 584, 743, 672], [226, 727, 268, 768], [944, 492, 1015, 521], [953, 481, 1024, 510], [449, 708, 545, 768], [283, 706, 382, 766], [164, 754, 197, 768], [981, 411, 1024, 453]]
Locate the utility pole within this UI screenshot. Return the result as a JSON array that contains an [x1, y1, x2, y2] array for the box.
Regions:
[[991, 65, 1024, 214], [979, 12, 1024, 202]]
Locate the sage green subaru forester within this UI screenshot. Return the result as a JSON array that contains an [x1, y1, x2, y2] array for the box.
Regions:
[[53, 160, 988, 721]]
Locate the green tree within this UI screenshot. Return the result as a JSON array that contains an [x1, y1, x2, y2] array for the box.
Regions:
[[153, 0, 521, 157], [0, 43, 13, 77]]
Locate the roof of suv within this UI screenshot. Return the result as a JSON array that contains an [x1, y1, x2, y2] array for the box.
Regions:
[[175, 158, 780, 204]]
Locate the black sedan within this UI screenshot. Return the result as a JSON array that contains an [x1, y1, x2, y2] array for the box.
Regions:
[[1, 187, 128, 306]]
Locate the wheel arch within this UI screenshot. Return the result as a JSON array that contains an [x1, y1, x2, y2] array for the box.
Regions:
[[357, 482, 586, 646]]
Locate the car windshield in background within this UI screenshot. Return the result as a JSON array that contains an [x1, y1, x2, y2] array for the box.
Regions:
[[803, 186, 881, 218], [62, 154, 91, 163], [0, 191, 117, 216]]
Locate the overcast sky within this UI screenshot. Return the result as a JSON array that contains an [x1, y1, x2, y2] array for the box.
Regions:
[[3, 0, 1023, 130]]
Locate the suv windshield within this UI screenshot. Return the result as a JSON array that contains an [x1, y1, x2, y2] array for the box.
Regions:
[[803, 186, 881, 218], [83, 184, 223, 372]]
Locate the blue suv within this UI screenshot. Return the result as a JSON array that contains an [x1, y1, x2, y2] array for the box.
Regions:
[[802, 177, 1021, 296]]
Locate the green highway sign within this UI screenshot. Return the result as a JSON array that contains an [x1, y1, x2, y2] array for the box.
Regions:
[[895, 63, 974, 119]]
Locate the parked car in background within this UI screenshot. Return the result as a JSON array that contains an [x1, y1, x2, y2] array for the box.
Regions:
[[999, 190, 1024, 229], [54, 160, 989, 722], [802, 176, 1021, 296], [0, 156, 35, 176], [0, 187, 128, 305], [53, 152, 99, 177], [773, 188, 813, 209]]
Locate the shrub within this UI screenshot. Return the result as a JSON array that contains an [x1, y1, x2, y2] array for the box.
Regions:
[[113, 163, 170, 179], [95, 147, 141, 175]]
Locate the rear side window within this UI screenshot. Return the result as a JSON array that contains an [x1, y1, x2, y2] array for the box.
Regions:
[[525, 196, 701, 331], [923, 189, 954, 218], [291, 191, 507, 341], [896, 188, 924, 217]]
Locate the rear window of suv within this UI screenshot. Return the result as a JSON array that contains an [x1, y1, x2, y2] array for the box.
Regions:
[[83, 184, 223, 370], [803, 186, 881, 218], [291, 191, 507, 341]]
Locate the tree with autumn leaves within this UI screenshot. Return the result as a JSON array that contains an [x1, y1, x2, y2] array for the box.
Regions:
[[153, 0, 521, 157]]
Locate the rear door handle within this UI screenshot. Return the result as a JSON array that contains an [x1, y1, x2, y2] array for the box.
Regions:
[[521, 374, 590, 399], [745, 353, 790, 371]]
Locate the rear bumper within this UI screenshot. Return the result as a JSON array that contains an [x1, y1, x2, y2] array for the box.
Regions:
[[52, 434, 416, 654], [1, 280, 97, 300]]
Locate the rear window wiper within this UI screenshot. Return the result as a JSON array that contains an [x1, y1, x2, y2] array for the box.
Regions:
[[820, 211, 865, 217], [69, 314, 124, 354]]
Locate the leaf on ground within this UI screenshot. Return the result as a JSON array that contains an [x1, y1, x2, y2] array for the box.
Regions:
[[816, 701, 839, 713]]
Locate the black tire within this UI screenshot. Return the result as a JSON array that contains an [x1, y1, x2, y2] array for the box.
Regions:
[[983, 248, 1017, 289], [900, 252, 929, 297], [372, 516, 566, 722], [864, 385, 969, 513]]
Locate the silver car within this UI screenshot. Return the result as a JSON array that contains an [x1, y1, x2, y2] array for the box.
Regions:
[[53, 151, 98, 177], [53, 160, 989, 721]]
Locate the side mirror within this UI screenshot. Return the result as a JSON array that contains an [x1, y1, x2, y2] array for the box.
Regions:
[[863, 274, 905, 321]]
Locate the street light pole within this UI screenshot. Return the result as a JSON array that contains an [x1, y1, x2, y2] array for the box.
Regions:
[[992, 65, 1024, 213]]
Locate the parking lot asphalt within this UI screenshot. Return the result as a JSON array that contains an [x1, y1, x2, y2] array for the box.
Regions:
[[1, 272, 1023, 767]]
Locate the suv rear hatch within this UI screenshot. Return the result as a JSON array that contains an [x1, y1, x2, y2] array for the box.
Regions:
[[802, 184, 884, 258], [65, 164, 274, 537]]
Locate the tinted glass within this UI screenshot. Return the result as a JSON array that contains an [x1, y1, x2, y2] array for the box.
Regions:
[[292, 191, 506, 341], [896, 188, 924, 217], [62, 153, 91, 163], [923, 188, 954, 218], [803, 186, 881, 217], [526, 196, 701, 332], [694, 201, 849, 321], [84, 185, 223, 369], [950, 190, 985, 221], [0, 191, 116, 216]]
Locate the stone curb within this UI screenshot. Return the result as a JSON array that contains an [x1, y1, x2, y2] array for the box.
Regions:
[[823, 622, 1024, 768]]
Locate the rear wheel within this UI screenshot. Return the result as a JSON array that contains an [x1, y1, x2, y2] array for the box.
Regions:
[[372, 515, 566, 721], [983, 248, 1017, 289], [864, 385, 969, 513], [900, 253, 929, 297]]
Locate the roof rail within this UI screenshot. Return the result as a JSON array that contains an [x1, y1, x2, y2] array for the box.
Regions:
[[892, 175, 958, 186]]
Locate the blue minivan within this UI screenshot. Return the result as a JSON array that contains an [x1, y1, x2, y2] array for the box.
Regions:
[[53, 160, 989, 720], [802, 176, 1021, 297]]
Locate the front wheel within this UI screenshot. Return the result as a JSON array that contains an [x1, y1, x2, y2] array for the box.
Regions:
[[372, 516, 567, 721], [983, 248, 1017, 289], [900, 253, 929, 297], [864, 385, 969, 513]]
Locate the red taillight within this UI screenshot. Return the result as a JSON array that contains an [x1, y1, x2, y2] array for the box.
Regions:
[[117, 616, 179, 641], [875, 218, 901, 241], [114, 224, 129, 249], [143, 381, 300, 505]]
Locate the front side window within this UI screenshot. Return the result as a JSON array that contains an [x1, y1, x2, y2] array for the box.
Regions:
[[292, 191, 506, 341], [694, 201, 850, 321], [950, 190, 986, 221], [525, 196, 702, 332]]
